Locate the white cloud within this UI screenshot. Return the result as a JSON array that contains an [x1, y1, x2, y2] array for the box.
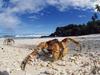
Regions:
[[9, 0, 99, 13], [78, 15, 86, 18], [46, 0, 100, 11], [0, 0, 47, 29], [10, 0, 46, 13], [0, 11, 21, 28], [3, 0, 100, 14], [0, 0, 100, 29]]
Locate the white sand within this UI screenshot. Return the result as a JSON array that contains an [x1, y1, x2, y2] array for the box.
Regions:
[[0, 36, 100, 75]]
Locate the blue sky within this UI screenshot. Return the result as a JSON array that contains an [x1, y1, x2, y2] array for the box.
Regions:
[[0, 0, 100, 36]]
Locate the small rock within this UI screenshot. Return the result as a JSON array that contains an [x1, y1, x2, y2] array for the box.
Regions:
[[60, 70, 66, 75], [56, 61, 66, 66], [81, 62, 89, 67], [40, 62, 48, 67]]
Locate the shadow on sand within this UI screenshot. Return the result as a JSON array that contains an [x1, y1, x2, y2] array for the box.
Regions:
[[0, 71, 9, 75], [37, 52, 54, 62]]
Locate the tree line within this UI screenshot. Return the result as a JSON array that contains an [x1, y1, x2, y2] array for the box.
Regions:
[[49, 20, 100, 37], [49, 5, 100, 37]]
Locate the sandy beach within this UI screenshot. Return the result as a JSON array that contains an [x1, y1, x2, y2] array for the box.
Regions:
[[0, 35, 100, 75]]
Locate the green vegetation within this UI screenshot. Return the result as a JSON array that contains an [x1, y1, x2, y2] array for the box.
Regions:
[[49, 5, 100, 37], [49, 20, 100, 37]]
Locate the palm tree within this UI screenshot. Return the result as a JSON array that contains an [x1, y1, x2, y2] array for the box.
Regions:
[[91, 4, 100, 22], [96, 4, 100, 12], [91, 13, 98, 22]]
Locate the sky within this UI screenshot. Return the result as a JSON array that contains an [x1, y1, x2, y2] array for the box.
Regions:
[[0, 0, 100, 36]]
